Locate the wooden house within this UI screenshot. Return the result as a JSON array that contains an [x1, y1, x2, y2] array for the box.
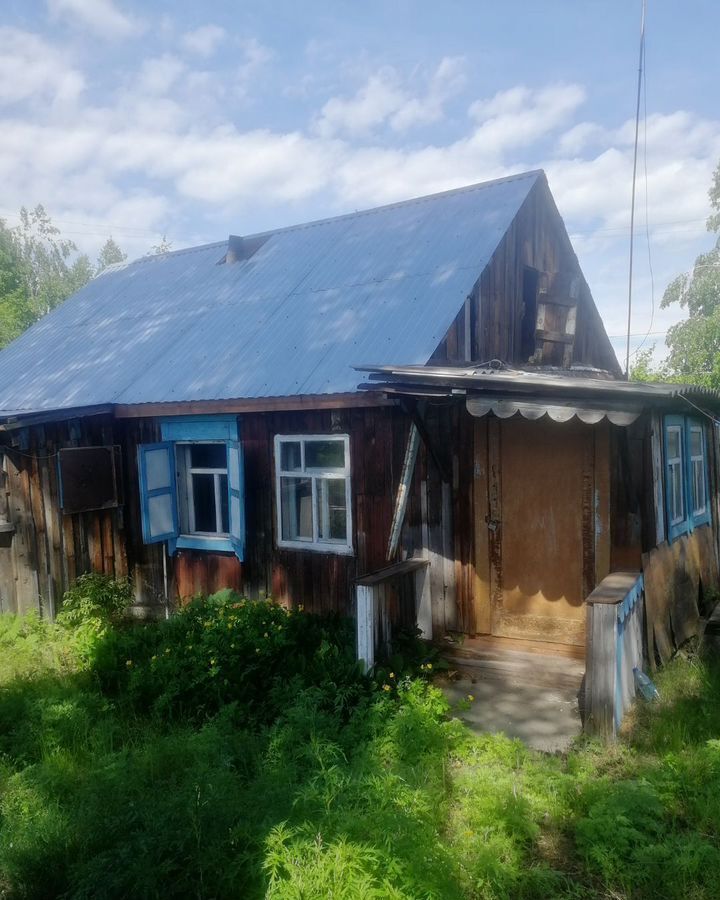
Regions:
[[0, 169, 717, 735]]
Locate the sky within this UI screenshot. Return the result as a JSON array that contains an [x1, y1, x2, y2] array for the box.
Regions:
[[1, 0, 719, 368]]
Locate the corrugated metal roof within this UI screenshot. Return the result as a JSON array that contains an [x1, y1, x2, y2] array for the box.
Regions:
[[0, 171, 542, 413]]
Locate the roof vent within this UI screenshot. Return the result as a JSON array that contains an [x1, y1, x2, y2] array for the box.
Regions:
[[223, 233, 269, 264]]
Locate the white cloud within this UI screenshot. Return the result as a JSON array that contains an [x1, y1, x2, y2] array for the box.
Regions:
[[235, 38, 274, 96], [47, 0, 141, 38], [315, 57, 467, 138], [136, 55, 186, 95], [181, 24, 226, 57], [2, 28, 719, 365], [0, 28, 84, 106]]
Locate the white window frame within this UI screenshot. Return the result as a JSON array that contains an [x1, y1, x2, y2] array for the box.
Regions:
[[666, 424, 685, 526], [176, 441, 230, 538], [274, 434, 353, 555], [689, 425, 707, 517]]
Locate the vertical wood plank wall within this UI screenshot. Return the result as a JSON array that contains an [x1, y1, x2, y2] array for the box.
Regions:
[[0, 404, 465, 621], [429, 179, 620, 374]]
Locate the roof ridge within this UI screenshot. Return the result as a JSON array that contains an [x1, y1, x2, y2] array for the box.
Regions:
[[128, 169, 544, 267], [241, 169, 545, 241]]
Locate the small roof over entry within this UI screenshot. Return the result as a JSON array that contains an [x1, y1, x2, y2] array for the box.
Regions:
[[356, 363, 720, 426]]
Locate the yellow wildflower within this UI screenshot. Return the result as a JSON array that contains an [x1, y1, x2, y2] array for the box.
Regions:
[[382, 684, 391, 692], [467, 694, 475, 702], [126, 660, 133, 668], [426, 662, 433, 670], [389, 672, 395, 679]]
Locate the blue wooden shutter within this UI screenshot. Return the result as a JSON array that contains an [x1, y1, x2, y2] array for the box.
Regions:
[[137, 442, 178, 544], [227, 439, 245, 560]]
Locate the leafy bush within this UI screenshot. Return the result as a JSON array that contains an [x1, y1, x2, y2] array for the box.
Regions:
[[90, 590, 368, 724], [1, 597, 720, 898]]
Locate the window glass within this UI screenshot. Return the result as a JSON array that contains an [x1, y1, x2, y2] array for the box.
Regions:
[[276, 437, 351, 551], [667, 428, 680, 459], [669, 461, 684, 523], [317, 477, 347, 541], [146, 447, 172, 491], [190, 443, 227, 469], [192, 473, 217, 532], [690, 428, 703, 458], [693, 460, 706, 513], [280, 476, 313, 541], [280, 441, 302, 471], [305, 440, 345, 470], [148, 494, 173, 536]]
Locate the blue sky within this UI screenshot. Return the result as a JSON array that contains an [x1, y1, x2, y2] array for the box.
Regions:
[[2, 1, 719, 365]]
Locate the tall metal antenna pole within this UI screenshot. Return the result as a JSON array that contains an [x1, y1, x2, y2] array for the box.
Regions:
[[625, 0, 647, 377]]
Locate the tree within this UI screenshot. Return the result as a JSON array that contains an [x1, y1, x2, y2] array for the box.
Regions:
[[96, 237, 127, 274], [660, 160, 720, 388], [0, 221, 34, 347], [0, 206, 127, 349], [10, 205, 94, 319], [148, 235, 172, 256]]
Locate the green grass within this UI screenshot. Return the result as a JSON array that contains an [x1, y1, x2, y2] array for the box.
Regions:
[[0, 588, 719, 899]]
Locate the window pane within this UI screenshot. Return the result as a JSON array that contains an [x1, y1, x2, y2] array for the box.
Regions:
[[690, 428, 703, 458], [280, 441, 302, 471], [693, 460, 705, 513], [192, 473, 217, 532], [148, 494, 173, 537], [671, 462, 683, 523], [190, 443, 227, 469], [146, 447, 172, 491], [280, 476, 313, 541], [305, 440, 345, 470], [667, 429, 680, 459], [219, 474, 229, 533], [317, 477, 347, 541]]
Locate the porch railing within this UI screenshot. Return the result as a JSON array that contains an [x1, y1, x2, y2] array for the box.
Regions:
[[585, 571, 645, 738], [355, 558, 430, 672]]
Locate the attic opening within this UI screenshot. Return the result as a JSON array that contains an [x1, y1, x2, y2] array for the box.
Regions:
[[520, 267, 539, 361], [220, 234, 270, 265]]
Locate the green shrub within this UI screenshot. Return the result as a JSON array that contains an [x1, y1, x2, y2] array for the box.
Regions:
[[90, 591, 368, 724]]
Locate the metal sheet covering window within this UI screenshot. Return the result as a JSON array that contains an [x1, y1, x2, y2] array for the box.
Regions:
[[274, 434, 353, 555]]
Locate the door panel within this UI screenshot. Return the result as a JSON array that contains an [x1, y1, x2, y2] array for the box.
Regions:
[[474, 416, 593, 646]]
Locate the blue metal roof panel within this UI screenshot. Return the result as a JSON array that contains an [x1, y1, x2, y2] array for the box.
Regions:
[[0, 170, 541, 411]]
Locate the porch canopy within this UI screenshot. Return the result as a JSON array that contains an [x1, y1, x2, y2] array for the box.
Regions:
[[356, 363, 720, 425]]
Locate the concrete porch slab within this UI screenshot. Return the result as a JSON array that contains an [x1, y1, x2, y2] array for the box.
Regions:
[[438, 669, 583, 754]]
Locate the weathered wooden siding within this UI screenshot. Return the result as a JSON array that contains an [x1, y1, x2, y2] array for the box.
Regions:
[[430, 179, 620, 374], [0, 405, 445, 618]]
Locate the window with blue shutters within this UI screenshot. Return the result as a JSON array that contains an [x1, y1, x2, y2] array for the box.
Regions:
[[663, 415, 711, 542], [137, 417, 244, 560]]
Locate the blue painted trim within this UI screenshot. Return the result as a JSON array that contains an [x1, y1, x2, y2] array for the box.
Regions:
[[614, 573, 644, 732], [160, 415, 239, 442], [688, 419, 711, 529], [615, 616, 624, 731], [664, 415, 690, 543], [137, 442, 179, 544], [175, 535, 235, 553], [226, 439, 245, 562]]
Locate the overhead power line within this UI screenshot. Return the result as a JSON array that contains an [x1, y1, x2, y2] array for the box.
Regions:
[[625, 0, 647, 377]]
